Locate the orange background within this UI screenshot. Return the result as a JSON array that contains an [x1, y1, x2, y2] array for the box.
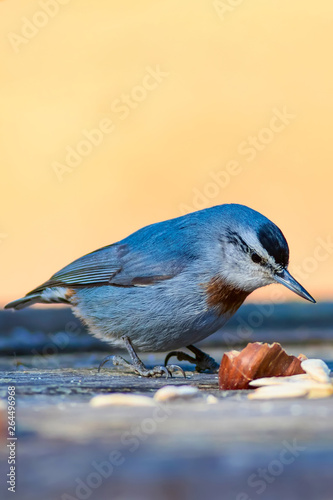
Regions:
[[1, 0, 332, 306]]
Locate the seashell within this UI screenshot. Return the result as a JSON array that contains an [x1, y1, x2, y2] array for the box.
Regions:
[[206, 394, 218, 404], [219, 342, 306, 390], [154, 385, 200, 402], [307, 384, 333, 399], [248, 383, 309, 399], [301, 359, 331, 383], [249, 374, 311, 387], [90, 394, 155, 407], [249, 377, 333, 400], [298, 354, 308, 362]]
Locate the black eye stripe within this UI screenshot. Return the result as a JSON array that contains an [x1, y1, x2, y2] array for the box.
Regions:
[[225, 230, 249, 253], [225, 225, 289, 269]]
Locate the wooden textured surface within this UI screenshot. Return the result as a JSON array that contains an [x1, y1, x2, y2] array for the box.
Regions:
[[1, 346, 333, 500]]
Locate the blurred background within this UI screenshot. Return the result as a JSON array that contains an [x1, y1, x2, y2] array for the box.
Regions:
[[1, 4, 333, 500], [1, 0, 332, 308]]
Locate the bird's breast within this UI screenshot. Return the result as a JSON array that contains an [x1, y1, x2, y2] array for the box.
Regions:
[[203, 276, 249, 316]]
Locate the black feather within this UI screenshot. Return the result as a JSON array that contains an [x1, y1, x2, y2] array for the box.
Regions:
[[257, 222, 289, 267]]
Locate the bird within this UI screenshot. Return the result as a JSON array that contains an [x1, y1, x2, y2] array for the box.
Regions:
[[5, 204, 316, 377]]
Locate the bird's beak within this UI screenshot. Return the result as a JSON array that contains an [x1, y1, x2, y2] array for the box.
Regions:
[[274, 269, 316, 303]]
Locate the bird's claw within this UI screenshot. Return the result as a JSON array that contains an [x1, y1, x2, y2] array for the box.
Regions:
[[194, 353, 219, 373], [165, 349, 219, 373], [98, 355, 185, 378], [164, 351, 196, 367], [97, 354, 123, 373], [141, 364, 185, 378], [166, 364, 186, 379]]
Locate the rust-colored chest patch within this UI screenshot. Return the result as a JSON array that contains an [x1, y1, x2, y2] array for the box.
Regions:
[[65, 288, 79, 306], [204, 276, 249, 316]]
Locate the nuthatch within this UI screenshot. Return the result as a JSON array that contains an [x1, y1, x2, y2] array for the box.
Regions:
[[5, 204, 315, 377]]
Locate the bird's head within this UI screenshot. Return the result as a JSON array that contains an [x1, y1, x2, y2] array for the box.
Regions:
[[209, 204, 315, 303]]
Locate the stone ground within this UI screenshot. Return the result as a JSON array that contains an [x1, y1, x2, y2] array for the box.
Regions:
[[1, 345, 333, 500]]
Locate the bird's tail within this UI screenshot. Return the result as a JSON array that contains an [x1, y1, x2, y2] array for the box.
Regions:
[[4, 286, 73, 311], [4, 294, 44, 310]]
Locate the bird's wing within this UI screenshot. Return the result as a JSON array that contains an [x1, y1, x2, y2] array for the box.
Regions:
[[27, 240, 187, 296], [42, 244, 122, 288]]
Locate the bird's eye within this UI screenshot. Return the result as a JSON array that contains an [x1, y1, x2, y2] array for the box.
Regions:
[[251, 253, 262, 264]]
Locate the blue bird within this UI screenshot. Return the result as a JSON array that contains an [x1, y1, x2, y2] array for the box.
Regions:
[[5, 204, 315, 377]]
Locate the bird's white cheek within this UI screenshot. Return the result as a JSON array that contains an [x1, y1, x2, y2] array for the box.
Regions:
[[220, 267, 253, 291], [221, 265, 274, 292], [254, 270, 276, 290]]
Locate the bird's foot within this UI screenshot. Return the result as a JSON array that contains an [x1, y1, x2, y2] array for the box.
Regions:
[[98, 354, 185, 378], [165, 345, 219, 373], [192, 351, 219, 373]]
